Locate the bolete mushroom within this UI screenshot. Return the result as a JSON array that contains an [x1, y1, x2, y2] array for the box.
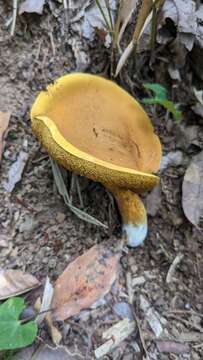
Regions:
[[31, 73, 162, 247]]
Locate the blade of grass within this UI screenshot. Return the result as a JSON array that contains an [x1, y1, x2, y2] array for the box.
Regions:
[[50, 158, 107, 228], [104, 0, 114, 30], [95, 0, 112, 32]]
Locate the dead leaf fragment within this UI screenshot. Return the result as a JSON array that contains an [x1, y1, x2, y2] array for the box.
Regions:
[[36, 277, 54, 324], [13, 344, 82, 360], [117, 0, 139, 46], [19, 0, 46, 15], [35, 278, 62, 345], [182, 151, 203, 229], [0, 111, 11, 161], [95, 318, 136, 359], [0, 234, 9, 248], [156, 340, 190, 354], [52, 244, 120, 321], [0, 269, 40, 300], [4, 150, 28, 193]]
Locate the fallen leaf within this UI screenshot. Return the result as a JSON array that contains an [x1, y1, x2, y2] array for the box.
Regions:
[[0, 269, 40, 300], [160, 151, 184, 172], [0, 111, 11, 161], [156, 340, 190, 354], [182, 151, 203, 229], [138, 0, 203, 52], [19, 0, 46, 15], [14, 344, 82, 360], [4, 150, 28, 193], [79, 0, 116, 46], [0, 297, 37, 350], [52, 244, 120, 321]]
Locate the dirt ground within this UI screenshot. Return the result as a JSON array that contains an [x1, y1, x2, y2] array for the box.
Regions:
[[0, 2, 203, 360]]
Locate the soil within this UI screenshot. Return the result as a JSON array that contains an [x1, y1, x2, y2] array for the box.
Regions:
[[0, 2, 203, 360]]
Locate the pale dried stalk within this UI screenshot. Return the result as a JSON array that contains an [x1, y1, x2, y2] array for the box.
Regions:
[[10, 0, 18, 36], [166, 253, 184, 283]]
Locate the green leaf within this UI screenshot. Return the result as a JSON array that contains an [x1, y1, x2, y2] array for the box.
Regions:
[[0, 297, 37, 350], [161, 100, 182, 121], [143, 83, 182, 121], [143, 83, 167, 101]]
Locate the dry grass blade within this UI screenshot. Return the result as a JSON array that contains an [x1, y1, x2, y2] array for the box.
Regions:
[[10, 0, 18, 36], [117, 0, 140, 48], [50, 158, 107, 228], [115, 0, 153, 76], [95, 0, 112, 32], [115, 0, 165, 76]]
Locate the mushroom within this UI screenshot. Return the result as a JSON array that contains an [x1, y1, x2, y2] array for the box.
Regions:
[[31, 73, 162, 247]]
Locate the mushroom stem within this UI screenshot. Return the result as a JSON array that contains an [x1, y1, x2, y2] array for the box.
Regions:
[[107, 186, 147, 247]]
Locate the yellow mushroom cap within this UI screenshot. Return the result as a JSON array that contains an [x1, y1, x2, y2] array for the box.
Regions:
[[31, 73, 162, 192]]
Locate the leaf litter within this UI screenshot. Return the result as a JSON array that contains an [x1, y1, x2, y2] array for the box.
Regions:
[[19, 0, 46, 15], [52, 244, 120, 321], [0, 269, 40, 300], [4, 150, 28, 193], [182, 150, 203, 229], [0, 111, 11, 161]]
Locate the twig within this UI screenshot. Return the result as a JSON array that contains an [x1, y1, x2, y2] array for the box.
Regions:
[[10, 0, 18, 36], [166, 314, 203, 333], [133, 313, 150, 360], [48, 32, 56, 57], [166, 253, 184, 283], [165, 309, 203, 319]]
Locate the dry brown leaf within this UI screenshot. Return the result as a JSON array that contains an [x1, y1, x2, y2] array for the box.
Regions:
[[0, 269, 40, 300], [52, 244, 120, 321], [182, 151, 203, 229], [0, 111, 11, 161]]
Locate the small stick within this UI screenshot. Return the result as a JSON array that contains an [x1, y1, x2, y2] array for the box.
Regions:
[[10, 0, 18, 36], [48, 32, 56, 56], [166, 253, 184, 283]]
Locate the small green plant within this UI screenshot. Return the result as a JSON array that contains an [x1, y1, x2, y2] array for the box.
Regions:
[[143, 83, 182, 121], [0, 297, 37, 351]]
